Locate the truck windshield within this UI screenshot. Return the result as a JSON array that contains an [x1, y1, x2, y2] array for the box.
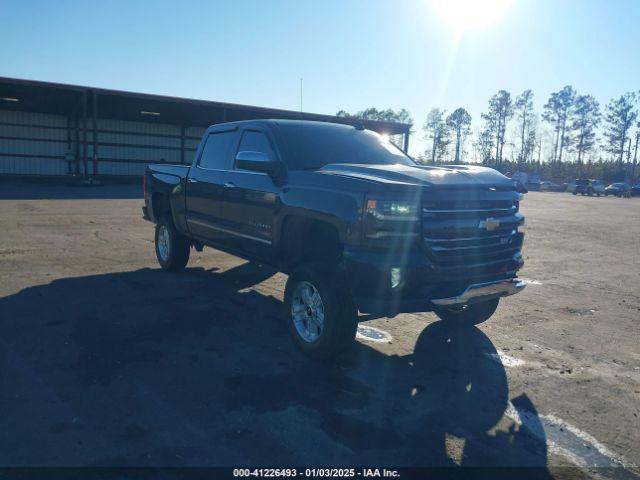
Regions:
[[277, 123, 415, 170]]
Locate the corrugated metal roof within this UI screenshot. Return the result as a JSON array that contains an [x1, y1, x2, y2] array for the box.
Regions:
[[0, 76, 412, 135]]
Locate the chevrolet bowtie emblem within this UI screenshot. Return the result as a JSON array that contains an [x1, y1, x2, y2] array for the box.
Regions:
[[479, 218, 501, 231]]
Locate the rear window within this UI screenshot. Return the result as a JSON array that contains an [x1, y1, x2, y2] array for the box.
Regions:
[[276, 123, 414, 170]]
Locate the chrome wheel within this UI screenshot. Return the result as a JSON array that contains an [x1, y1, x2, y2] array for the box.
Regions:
[[291, 281, 325, 343], [157, 224, 171, 262]]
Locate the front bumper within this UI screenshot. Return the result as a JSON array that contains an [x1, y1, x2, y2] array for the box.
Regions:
[[431, 278, 525, 305], [343, 246, 524, 316]]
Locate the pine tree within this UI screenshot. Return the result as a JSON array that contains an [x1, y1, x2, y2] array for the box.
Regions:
[[423, 108, 450, 163], [514, 90, 534, 167], [482, 90, 513, 168], [542, 86, 576, 163], [603, 92, 638, 165], [571, 95, 600, 165], [446, 108, 472, 163]]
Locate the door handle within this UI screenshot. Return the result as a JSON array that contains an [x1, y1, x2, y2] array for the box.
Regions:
[[187, 178, 198, 183], [223, 182, 236, 189]]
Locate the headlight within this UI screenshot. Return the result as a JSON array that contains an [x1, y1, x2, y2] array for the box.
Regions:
[[365, 199, 419, 221], [363, 197, 420, 245]]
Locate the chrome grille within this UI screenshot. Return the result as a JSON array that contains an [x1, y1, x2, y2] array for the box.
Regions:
[[422, 196, 523, 265]]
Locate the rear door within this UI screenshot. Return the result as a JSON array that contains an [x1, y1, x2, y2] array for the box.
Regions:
[[185, 126, 238, 243], [218, 127, 281, 260]]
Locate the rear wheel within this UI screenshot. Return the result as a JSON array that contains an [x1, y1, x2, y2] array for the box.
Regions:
[[433, 298, 500, 326], [284, 265, 357, 358], [155, 215, 190, 272]]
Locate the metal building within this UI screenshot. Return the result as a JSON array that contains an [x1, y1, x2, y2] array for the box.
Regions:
[[0, 77, 412, 179]]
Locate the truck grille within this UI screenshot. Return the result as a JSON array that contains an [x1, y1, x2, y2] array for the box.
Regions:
[[422, 196, 523, 266]]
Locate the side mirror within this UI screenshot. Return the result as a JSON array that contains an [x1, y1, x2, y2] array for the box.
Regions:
[[235, 151, 279, 175]]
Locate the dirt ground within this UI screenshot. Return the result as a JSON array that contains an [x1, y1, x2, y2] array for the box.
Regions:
[[0, 182, 638, 478]]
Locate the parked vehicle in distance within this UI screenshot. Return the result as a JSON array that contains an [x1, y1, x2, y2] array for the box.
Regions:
[[573, 179, 605, 196], [143, 120, 526, 357], [539, 180, 564, 192], [632, 185, 640, 197], [604, 183, 630, 197]]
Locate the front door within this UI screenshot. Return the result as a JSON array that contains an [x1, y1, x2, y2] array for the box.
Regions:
[[218, 128, 280, 261]]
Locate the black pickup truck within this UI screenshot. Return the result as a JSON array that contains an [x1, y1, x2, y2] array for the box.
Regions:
[[143, 120, 525, 356]]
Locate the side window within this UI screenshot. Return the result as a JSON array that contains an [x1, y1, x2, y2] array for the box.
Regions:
[[198, 131, 235, 170], [236, 130, 274, 163]]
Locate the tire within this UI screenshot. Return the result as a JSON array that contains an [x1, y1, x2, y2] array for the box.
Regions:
[[284, 265, 357, 358], [155, 214, 190, 272], [433, 298, 500, 326], [572, 191, 577, 195]]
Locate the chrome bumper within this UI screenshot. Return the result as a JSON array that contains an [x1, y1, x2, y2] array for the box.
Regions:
[[431, 278, 526, 306]]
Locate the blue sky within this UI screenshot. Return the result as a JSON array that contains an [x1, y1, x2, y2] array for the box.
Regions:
[[1, 0, 639, 156]]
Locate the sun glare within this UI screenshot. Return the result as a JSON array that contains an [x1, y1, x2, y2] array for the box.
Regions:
[[431, 0, 514, 33]]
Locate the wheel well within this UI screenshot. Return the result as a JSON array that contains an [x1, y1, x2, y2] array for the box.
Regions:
[[280, 217, 342, 272], [152, 193, 171, 220]]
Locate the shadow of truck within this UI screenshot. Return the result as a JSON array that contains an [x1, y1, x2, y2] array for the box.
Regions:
[[0, 264, 550, 472]]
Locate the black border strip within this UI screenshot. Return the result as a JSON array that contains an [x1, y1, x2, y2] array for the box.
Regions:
[[0, 467, 575, 480]]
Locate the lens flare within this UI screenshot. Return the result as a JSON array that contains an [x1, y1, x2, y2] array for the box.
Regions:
[[430, 0, 515, 33]]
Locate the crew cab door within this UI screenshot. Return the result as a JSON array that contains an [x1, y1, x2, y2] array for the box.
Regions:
[[218, 127, 281, 260], [185, 126, 238, 243]]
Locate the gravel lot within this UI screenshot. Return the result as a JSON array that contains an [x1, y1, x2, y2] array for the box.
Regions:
[[0, 182, 638, 478]]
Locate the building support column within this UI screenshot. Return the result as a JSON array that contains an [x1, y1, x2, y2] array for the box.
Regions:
[[92, 90, 98, 178], [74, 116, 80, 175], [66, 117, 72, 174], [180, 126, 185, 164], [82, 90, 88, 180]]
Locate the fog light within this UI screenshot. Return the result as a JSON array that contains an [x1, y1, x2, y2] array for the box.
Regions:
[[391, 267, 402, 289]]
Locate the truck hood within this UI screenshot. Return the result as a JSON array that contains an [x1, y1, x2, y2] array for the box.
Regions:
[[318, 163, 516, 189]]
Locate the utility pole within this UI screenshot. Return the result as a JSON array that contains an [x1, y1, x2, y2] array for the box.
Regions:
[[632, 131, 639, 182]]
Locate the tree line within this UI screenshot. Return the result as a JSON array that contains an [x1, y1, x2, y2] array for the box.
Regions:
[[337, 87, 640, 183]]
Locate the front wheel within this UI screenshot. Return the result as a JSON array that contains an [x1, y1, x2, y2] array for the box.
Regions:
[[284, 266, 357, 358], [155, 215, 191, 272], [433, 298, 500, 325]]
